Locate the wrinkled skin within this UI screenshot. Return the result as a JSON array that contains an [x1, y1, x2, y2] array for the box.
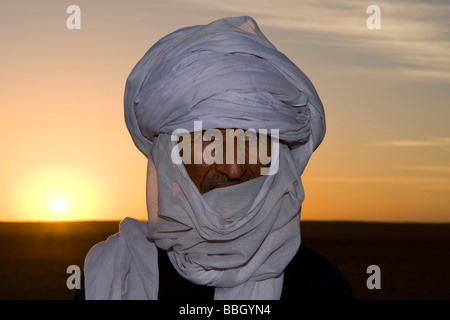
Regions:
[[180, 129, 271, 194]]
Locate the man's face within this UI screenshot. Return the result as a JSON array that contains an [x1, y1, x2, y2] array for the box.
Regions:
[[180, 129, 271, 194]]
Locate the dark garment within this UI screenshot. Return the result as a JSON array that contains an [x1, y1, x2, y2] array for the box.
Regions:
[[74, 243, 353, 300], [280, 244, 354, 300]]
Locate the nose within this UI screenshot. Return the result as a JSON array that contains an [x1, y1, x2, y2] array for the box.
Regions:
[[215, 163, 247, 180]]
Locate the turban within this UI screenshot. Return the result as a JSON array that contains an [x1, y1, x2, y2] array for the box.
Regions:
[[85, 16, 326, 300], [124, 15, 325, 156]]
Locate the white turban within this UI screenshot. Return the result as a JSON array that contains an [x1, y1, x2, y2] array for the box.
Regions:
[[124, 15, 325, 155], [84, 16, 326, 300]]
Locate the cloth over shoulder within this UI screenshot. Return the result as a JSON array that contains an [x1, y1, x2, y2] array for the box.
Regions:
[[84, 217, 159, 300]]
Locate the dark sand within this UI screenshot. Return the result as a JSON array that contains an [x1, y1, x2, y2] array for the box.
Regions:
[[0, 220, 449, 300]]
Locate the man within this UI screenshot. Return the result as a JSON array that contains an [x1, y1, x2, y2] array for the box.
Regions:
[[81, 16, 352, 300]]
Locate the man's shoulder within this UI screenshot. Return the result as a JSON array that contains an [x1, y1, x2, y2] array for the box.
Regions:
[[281, 243, 354, 300], [84, 217, 148, 267], [82, 217, 157, 299], [84, 231, 120, 267]]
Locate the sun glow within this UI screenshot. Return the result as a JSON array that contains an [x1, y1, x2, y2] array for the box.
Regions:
[[9, 164, 110, 221]]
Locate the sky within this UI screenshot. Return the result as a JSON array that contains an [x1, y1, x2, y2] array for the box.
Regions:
[[1, 0, 449, 222]]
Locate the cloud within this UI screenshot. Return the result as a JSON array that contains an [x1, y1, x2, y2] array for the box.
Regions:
[[310, 176, 450, 184], [405, 165, 450, 173], [191, 0, 450, 82], [372, 137, 450, 147], [310, 175, 450, 191]]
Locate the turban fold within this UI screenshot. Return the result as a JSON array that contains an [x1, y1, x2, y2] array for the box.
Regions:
[[125, 15, 325, 156]]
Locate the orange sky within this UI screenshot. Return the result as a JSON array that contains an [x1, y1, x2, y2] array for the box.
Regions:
[[1, 1, 449, 222]]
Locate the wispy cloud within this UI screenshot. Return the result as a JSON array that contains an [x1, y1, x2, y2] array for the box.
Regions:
[[310, 175, 450, 191], [406, 165, 450, 173], [192, 0, 450, 81], [310, 176, 450, 184], [372, 137, 450, 147]]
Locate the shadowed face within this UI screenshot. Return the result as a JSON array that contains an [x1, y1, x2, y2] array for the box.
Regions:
[[181, 129, 271, 194]]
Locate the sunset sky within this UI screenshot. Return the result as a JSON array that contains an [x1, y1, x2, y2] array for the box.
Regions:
[[1, 0, 449, 222]]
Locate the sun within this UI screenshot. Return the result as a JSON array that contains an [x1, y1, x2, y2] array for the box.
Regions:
[[52, 198, 68, 213], [10, 164, 111, 221]]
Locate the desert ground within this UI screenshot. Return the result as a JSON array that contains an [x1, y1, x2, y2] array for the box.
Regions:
[[0, 220, 449, 300]]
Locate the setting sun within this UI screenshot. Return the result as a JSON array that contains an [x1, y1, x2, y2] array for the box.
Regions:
[[52, 198, 68, 213], [6, 164, 112, 221]]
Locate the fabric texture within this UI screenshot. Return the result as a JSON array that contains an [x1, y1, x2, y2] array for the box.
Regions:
[[146, 134, 303, 299], [124, 15, 325, 154], [84, 218, 158, 299], [84, 15, 326, 300]]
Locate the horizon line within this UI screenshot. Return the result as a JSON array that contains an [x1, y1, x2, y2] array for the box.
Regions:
[[1, 219, 449, 224]]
